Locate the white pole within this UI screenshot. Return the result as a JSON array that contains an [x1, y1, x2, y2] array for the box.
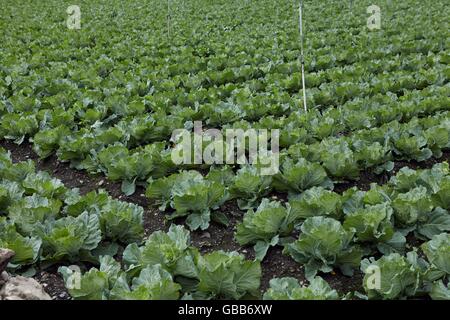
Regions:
[[167, 0, 171, 38], [387, 0, 392, 23], [298, 0, 307, 112]]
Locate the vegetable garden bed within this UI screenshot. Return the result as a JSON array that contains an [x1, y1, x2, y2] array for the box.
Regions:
[[1, 0, 449, 300]]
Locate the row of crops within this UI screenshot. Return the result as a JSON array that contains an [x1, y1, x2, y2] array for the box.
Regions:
[[0, 0, 449, 299], [1, 148, 449, 299]]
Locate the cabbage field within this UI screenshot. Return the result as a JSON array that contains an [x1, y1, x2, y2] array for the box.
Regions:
[[0, 0, 449, 301]]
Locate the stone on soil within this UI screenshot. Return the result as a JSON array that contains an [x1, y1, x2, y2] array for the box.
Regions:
[[0, 248, 15, 273], [0, 275, 51, 300], [0, 248, 51, 300]]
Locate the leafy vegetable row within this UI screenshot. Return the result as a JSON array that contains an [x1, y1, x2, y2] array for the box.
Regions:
[[15, 93, 449, 197], [59, 224, 450, 300], [0, 147, 144, 272], [236, 162, 450, 279], [59, 224, 261, 300]]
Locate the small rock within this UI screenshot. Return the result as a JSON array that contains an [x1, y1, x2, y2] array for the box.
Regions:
[[59, 293, 66, 298], [0, 271, 10, 287], [242, 249, 248, 253], [0, 276, 51, 300], [98, 180, 104, 186], [1, 272, 10, 282], [201, 232, 211, 239], [79, 180, 84, 184], [0, 248, 15, 273], [199, 241, 212, 248]]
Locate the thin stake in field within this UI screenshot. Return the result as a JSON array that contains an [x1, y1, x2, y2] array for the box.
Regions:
[[167, 0, 171, 38], [387, 0, 393, 25], [298, 0, 307, 112]]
